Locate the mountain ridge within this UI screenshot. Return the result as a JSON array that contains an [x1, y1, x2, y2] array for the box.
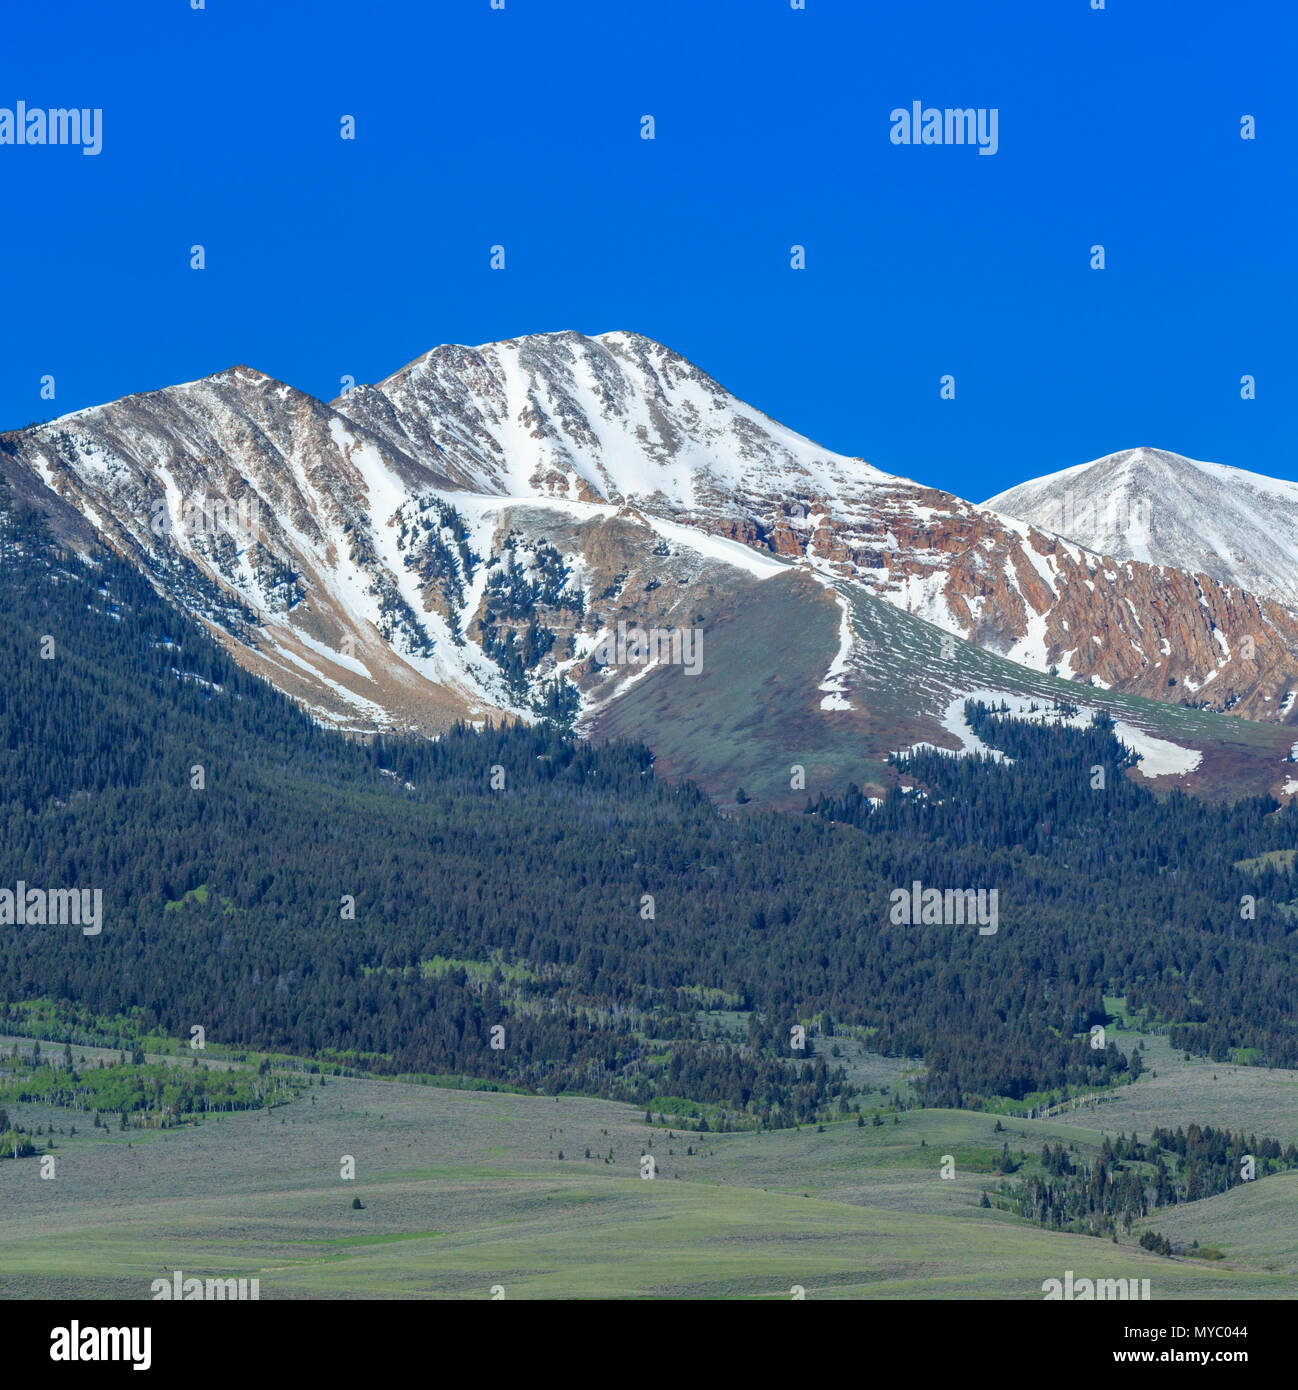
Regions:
[[4, 331, 1298, 800]]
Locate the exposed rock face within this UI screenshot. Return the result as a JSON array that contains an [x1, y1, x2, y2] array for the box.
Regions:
[[3, 330, 1298, 740], [773, 502, 1298, 720]]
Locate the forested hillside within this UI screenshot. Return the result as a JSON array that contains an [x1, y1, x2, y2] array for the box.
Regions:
[[2, 492, 1298, 1122]]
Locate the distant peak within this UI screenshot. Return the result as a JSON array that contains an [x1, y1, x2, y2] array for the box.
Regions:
[[169, 364, 284, 394], [1087, 445, 1195, 468]]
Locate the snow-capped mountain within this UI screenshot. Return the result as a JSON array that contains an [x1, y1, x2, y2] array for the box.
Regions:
[[341, 333, 1298, 723], [0, 350, 804, 733], [985, 447, 1298, 611], [4, 331, 1298, 800], [335, 330, 909, 512], [0, 366, 493, 732]]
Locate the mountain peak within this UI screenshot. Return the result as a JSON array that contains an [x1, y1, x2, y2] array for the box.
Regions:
[[986, 446, 1298, 606], [338, 327, 894, 507]]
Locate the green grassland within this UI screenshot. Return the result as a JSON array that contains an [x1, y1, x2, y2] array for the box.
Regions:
[[1041, 1001, 1298, 1140], [1, 1028, 1295, 1299]]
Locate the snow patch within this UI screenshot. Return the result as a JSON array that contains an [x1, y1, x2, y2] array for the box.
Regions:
[[1111, 722, 1202, 778]]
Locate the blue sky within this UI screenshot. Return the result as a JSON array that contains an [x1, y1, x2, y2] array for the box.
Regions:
[[2, 0, 1293, 500]]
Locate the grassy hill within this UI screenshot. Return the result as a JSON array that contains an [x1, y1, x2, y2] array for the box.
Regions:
[[588, 568, 1293, 809], [0, 1033, 1294, 1300]]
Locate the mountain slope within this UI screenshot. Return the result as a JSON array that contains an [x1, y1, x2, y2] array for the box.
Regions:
[[0, 367, 511, 730], [3, 332, 1298, 798], [985, 446, 1298, 611], [587, 565, 1295, 808], [343, 332, 1298, 726], [6, 491, 1298, 1112]]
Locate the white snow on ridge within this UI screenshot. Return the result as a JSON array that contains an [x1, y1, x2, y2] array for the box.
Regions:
[[441, 490, 787, 581], [1111, 721, 1202, 778], [260, 644, 393, 724], [898, 689, 1021, 762], [896, 687, 1202, 780], [291, 630, 373, 680], [638, 513, 789, 579], [817, 588, 856, 711], [799, 559, 858, 711]]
